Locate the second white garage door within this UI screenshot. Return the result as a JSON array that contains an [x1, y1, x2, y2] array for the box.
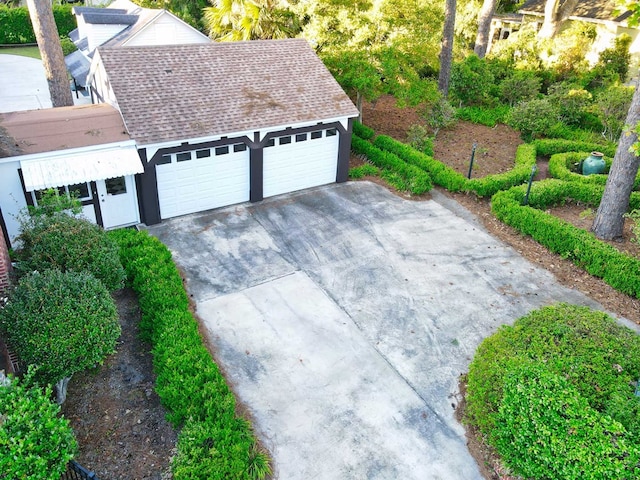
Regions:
[[156, 145, 250, 219], [263, 128, 339, 198]]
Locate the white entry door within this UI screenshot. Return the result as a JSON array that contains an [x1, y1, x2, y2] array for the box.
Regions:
[[96, 176, 139, 229]]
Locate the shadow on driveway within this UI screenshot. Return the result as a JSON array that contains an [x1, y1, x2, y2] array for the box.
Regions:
[[148, 181, 605, 479]]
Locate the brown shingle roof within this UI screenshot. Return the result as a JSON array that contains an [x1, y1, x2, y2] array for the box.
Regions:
[[519, 0, 632, 22], [0, 104, 131, 157], [96, 39, 359, 145]]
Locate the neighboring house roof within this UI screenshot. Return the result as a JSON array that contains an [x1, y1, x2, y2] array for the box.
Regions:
[[0, 104, 131, 157], [519, 0, 632, 23], [94, 39, 360, 146], [65, 50, 92, 87], [65, 0, 209, 87]]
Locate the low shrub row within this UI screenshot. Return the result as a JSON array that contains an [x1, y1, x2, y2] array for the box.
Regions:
[[351, 135, 433, 194], [372, 134, 536, 198], [533, 138, 616, 157], [466, 304, 640, 479], [373, 134, 466, 192], [548, 151, 640, 190], [108, 229, 270, 480], [491, 179, 640, 298], [467, 143, 537, 197], [353, 121, 375, 140]]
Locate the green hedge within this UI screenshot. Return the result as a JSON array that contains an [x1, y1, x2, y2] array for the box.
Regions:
[[373, 134, 466, 192], [466, 304, 640, 479], [0, 5, 75, 44], [548, 151, 640, 190], [108, 229, 270, 480], [467, 143, 536, 197], [372, 134, 535, 197], [351, 135, 433, 194], [533, 138, 617, 157], [491, 179, 640, 298], [353, 121, 374, 140]]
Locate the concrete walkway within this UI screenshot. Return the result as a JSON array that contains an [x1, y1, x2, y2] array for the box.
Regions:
[[0, 54, 90, 112], [147, 181, 615, 479]]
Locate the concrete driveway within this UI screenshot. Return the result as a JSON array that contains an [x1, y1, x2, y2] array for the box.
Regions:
[[147, 181, 608, 479]]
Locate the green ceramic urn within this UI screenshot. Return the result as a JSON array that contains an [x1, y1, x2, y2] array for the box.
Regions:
[[582, 151, 606, 176]]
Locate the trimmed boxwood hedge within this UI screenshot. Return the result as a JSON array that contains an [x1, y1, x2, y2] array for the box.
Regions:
[[353, 121, 374, 140], [372, 134, 466, 192], [108, 228, 270, 480], [532, 138, 617, 157], [372, 134, 536, 197], [548, 151, 640, 190], [491, 179, 640, 298], [351, 135, 433, 194]]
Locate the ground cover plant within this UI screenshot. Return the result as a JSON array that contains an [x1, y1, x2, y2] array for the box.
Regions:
[[109, 228, 270, 480], [465, 304, 640, 479]]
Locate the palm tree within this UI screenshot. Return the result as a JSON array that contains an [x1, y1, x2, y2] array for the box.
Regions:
[[204, 0, 301, 41]]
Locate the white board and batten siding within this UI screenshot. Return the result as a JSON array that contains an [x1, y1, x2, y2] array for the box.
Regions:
[[124, 12, 211, 46], [156, 144, 250, 219], [263, 126, 340, 198], [86, 23, 130, 52]]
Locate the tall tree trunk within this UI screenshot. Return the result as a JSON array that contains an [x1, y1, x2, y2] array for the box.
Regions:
[[592, 81, 640, 240], [474, 0, 497, 59], [356, 90, 363, 123], [538, 0, 578, 38], [26, 0, 73, 107], [438, 0, 456, 96]]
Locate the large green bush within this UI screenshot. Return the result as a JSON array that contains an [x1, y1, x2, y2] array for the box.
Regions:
[[15, 213, 125, 291], [0, 269, 121, 388], [450, 55, 495, 106], [592, 85, 634, 142], [498, 70, 541, 107], [0, 5, 75, 44], [0, 370, 78, 480], [495, 363, 640, 479], [506, 97, 558, 141], [466, 304, 640, 479], [108, 228, 270, 479]]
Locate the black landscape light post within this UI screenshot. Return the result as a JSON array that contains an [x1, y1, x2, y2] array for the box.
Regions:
[[467, 142, 478, 179]]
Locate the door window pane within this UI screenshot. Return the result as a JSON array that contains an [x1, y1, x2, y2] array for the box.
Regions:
[[105, 177, 127, 195], [177, 152, 191, 162]]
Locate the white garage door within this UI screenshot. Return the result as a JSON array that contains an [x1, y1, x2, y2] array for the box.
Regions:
[[263, 128, 339, 198], [156, 145, 250, 219]]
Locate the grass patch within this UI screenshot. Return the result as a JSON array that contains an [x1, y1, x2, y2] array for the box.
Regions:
[[0, 45, 40, 59]]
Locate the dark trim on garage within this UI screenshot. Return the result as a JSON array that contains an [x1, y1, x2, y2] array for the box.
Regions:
[[336, 117, 354, 183], [137, 148, 162, 226], [250, 131, 263, 202], [144, 119, 355, 222]]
